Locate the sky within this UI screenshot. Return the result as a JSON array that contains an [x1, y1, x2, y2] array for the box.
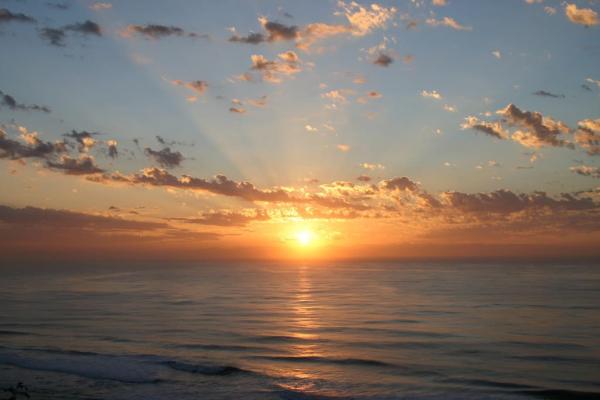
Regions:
[[1, 0, 600, 262]]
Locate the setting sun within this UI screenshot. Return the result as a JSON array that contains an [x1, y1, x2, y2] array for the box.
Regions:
[[296, 230, 314, 246]]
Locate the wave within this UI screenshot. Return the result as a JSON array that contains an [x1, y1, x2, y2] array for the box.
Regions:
[[0, 330, 35, 336], [0, 347, 248, 383], [161, 360, 247, 375], [249, 355, 393, 368]]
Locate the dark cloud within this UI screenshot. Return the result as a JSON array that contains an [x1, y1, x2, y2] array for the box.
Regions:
[[0, 90, 51, 113], [106, 140, 118, 158], [229, 32, 266, 44], [46, 2, 69, 10], [123, 24, 205, 39], [172, 210, 269, 227], [63, 130, 98, 152], [39, 27, 66, 46], [46, 155, 104, 175], [382, 177, 419, 192], [498, 104, 573, 148], [0, 129, 66, 160], [357, 175, 371, 182], [0, 8, 36, 24], [91, 168, 295, 203], [64, 20, 101, 36], [575, 119, 600, 155], [0, 204, 166, 231], [570, 165, 600, 178], [230, 20, 299, 45], [39, 20, 102, 46], [461, 116, 508, 140], [373, 53, 394, 67], [582, 84, 593, 92], [263, 20, 299, 41], [533, 90, 565, 98], [144, 147, 184, 168], [441, 189, 596, 214]]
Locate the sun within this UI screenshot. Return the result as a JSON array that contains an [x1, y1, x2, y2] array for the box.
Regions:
[[296, 230, 313, 246]]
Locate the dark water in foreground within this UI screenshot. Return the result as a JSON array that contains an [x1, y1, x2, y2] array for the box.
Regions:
[[0, 262, 599, 399]]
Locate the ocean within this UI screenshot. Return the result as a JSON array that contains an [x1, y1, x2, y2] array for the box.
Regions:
[[0, 262, 599, 399]]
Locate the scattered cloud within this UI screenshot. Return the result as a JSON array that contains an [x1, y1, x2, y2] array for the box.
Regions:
[[533, 90, 565, 98], [248, 51, 302, 83], [121, 24, 206, 39], [0, 90, 50, 113], [47, 154, 104, 175], [90, 2, 112, 11], [570, 165, 600, 178], [170, 79, 208, 95], [426, 16, 472, 31], [575, 118, 600, 155], [564, 3, 598, 26], [144, 147, 185, 168], [461, 116, 509, 139], [421, 90, 442, 100], [0, 8, 36, 24]]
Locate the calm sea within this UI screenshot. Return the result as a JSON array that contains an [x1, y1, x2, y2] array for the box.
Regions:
[[1, 262, 599, 399]]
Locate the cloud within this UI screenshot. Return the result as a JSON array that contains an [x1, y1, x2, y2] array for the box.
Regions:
[[229, 32, 266, 44], [259, 18, 299, 41], [0, 204, 167, 231], [92, 168, 295, 203], [382, 177, 419, 192], [443, 104, 457, 112], [229, 106, 246, 114], [106, 140, 118, 158], [305, 125, 318, 132], [586, 78, 600, 89], [39, 27, 66, 46], [121, 24, 203, 39], [64, 130, 98, 152], [46, 2, 69, 10], [144, 147, 184, 168], [492, 50, 501, 59], [39, 20, 102, 46], [544, 6, 557, 15], [46, 154, 104, 175], [570, 165, 600, 178], [497, 103, 572, 149], [0, 90, 51, 113], [461, 116, 510, 139], [533, 90, 565, 98], [421, 90, 442, 100], [172, 209, 269, 227], [249, 51, 302, 83], [90, 2, 112, 11], [564, 3, 599, 26], [64, 20, 102, 36], [432, 0, 447, 6], [0, 8, 36, 24], [337, 144, 351, 152], [575, 118, 600, 155], [440, 189, 595, 214], [426, 17, 472, 31], [0, 126, 66, 160], [360, 162, 385, 170], [373, 52, 394, 67], [231, 3, 396, 51], [357, 91, 382, 104], [322, 89, 350, 103], [357, 175, 371, 182], [170, 79, 208, 94]]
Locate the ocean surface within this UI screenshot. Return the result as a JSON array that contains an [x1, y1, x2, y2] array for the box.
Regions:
[[0, 262, 599, 400]]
